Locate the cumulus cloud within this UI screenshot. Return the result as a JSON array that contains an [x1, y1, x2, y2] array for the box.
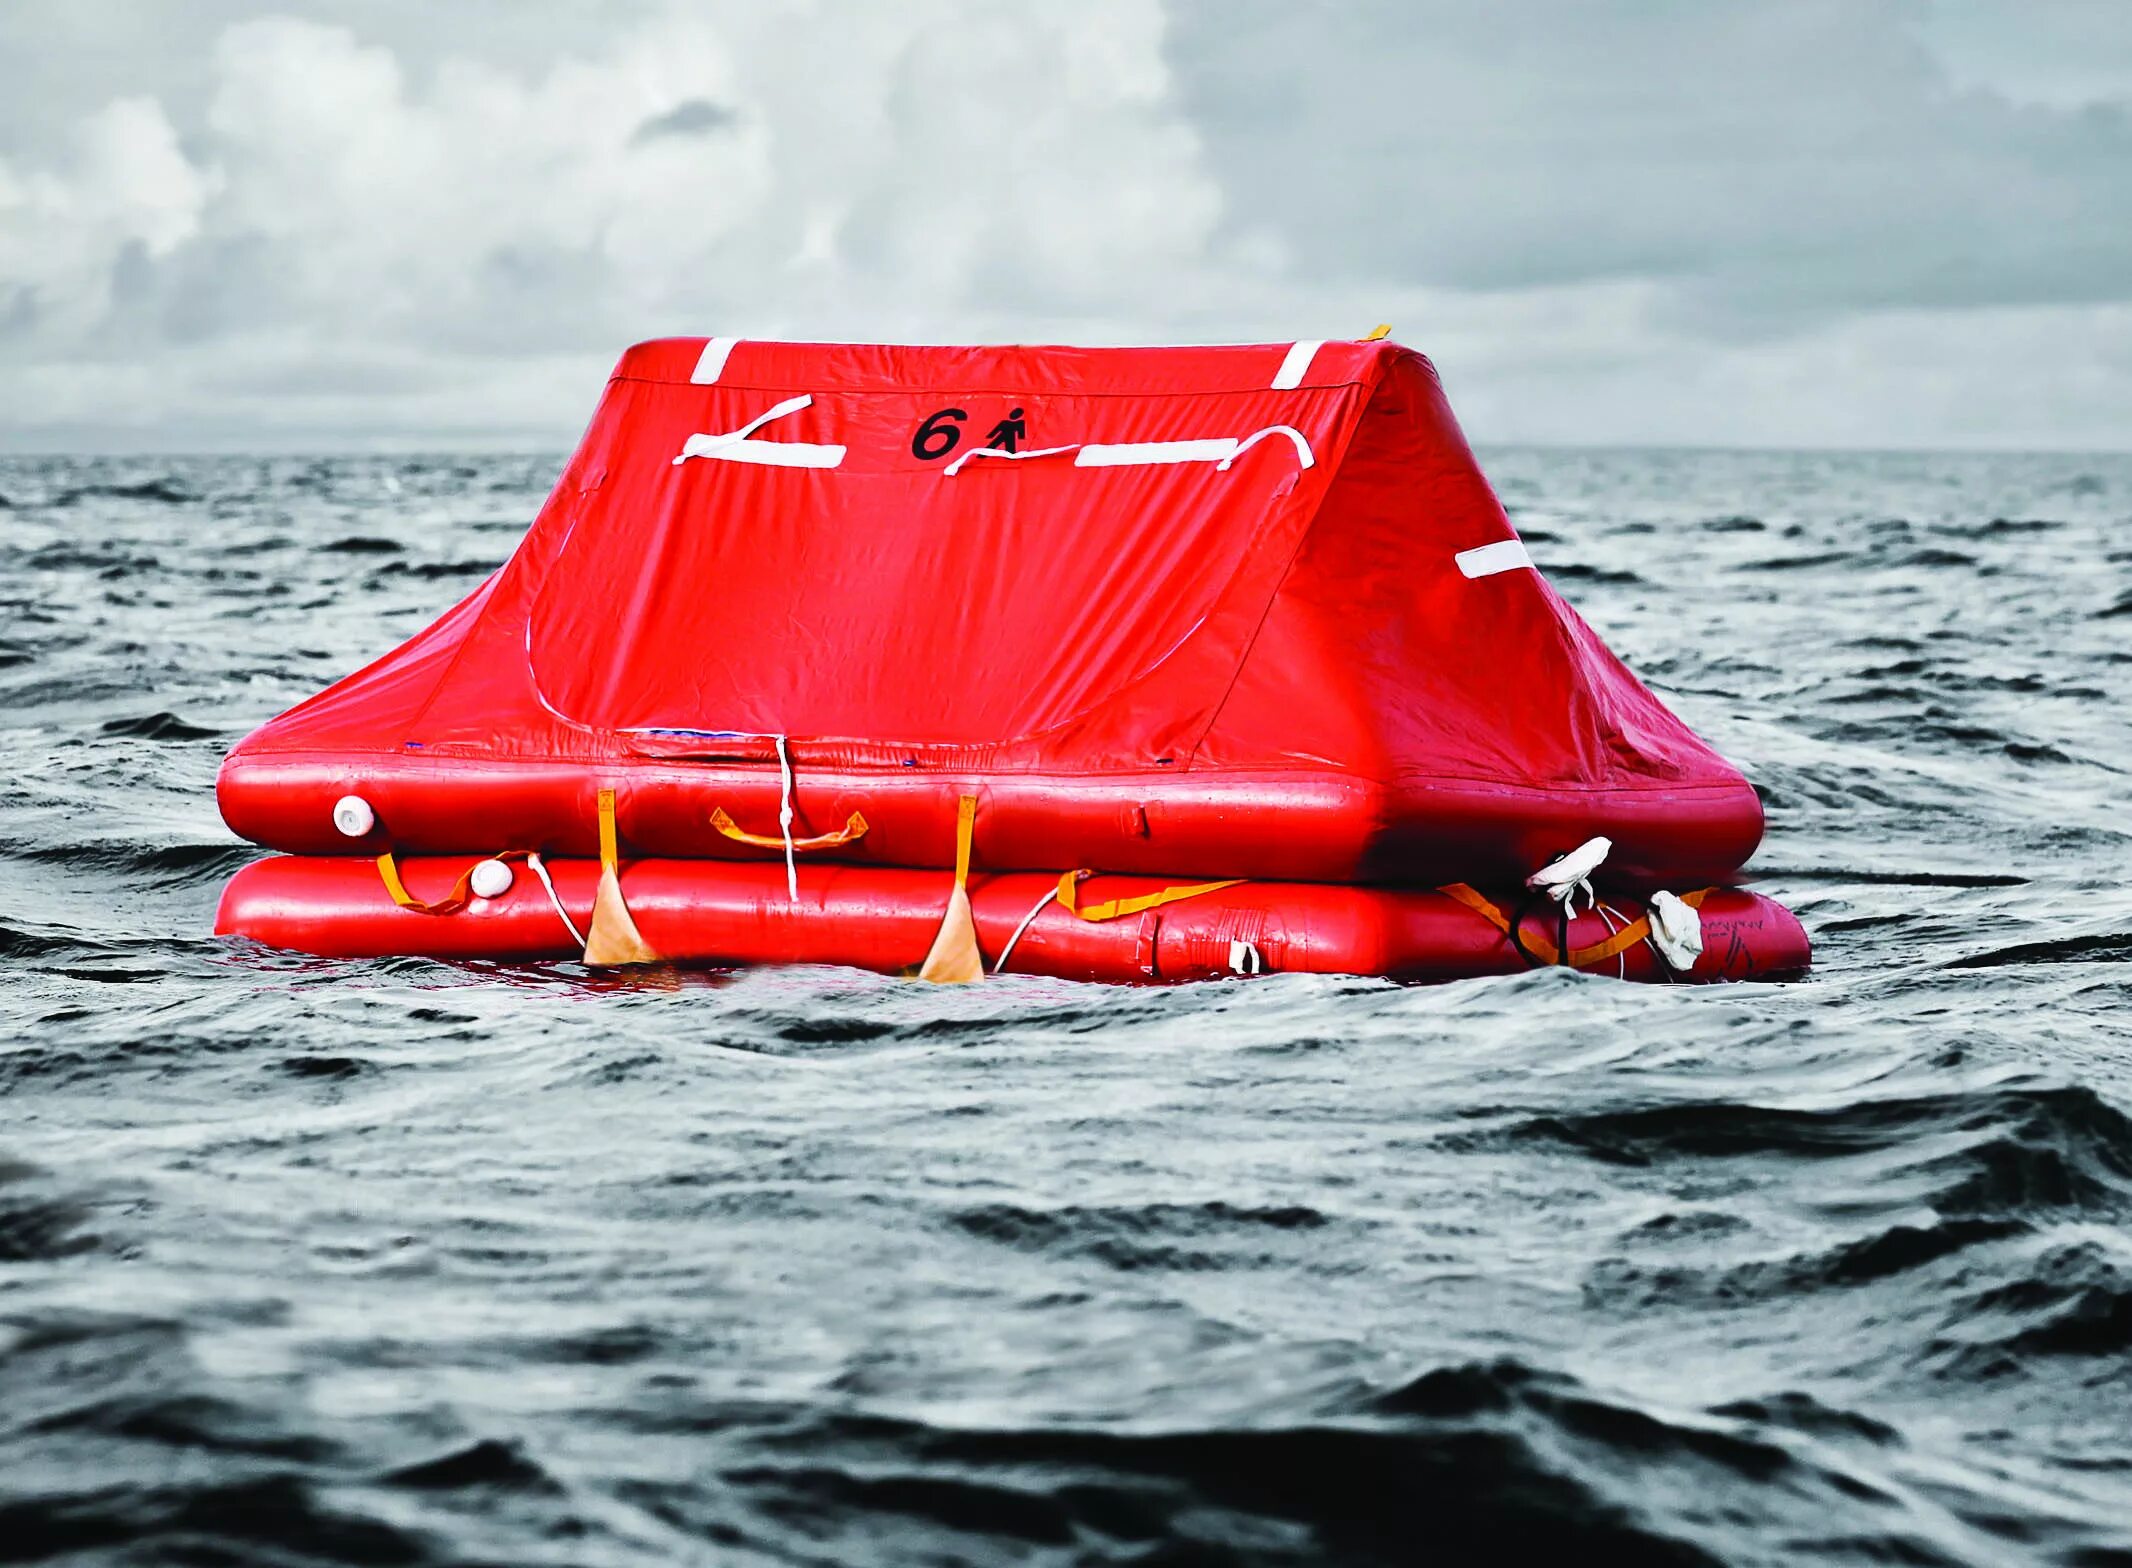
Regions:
[[0, 1, 2128, 449], [1, 3, 1233, 442], [0, 95, 211, 337]]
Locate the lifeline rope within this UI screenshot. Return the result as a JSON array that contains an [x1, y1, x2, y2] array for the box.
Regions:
[[774, 734, 798, 904], [526, 852, 586, 948], [992, 885, 1060, 975]]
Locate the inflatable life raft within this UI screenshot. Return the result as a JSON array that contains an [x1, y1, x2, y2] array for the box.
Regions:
[[214, 334, 1809, 985]]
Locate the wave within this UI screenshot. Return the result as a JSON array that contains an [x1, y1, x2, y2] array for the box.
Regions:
[[320, 536, 405, 554], [1947, 931, 2132, 969], [949, 1198, 1334, 1271], [99, 711, 220, 741], [1584, 1217, 2027, 1311], [48, 479, 199, 506], [1463, 1085, 2132, 1219], [0, 1159, 102, 1262]]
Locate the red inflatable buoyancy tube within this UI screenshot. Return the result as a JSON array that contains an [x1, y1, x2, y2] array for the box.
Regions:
[[216, 856, 1810, 986]]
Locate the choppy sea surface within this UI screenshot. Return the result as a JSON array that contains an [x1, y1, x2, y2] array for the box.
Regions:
[[3, 446, 2130, 1567]]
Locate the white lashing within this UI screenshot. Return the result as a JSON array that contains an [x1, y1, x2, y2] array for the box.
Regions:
[[946, 426, 1315, 476], [941, 443, 1081, 478], [673, 393, 846, 469]]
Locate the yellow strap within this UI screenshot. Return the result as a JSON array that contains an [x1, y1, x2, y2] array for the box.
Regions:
[[598, 787, 620, 874], [710, 806, 869, 852], [1439, 883, 1713, 968], [375, 849, 527, 916], [952, 795, 976, 886], [1361, 323, 1392, 341], [1055, 869, 1245, 923]]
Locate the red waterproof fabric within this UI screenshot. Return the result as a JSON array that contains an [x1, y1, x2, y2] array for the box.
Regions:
[[219, 337, 1763, 884]]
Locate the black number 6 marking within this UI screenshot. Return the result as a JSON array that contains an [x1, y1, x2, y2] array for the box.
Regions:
[[911, 407, 967, 461]]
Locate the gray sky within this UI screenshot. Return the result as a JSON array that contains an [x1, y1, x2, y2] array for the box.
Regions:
[[3, 1, 2129, 451]]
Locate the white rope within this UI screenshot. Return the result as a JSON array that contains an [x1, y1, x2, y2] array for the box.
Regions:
[[992, 884, 1058, 974], [526, 853, 586, 948], [774, 734, 799, 904]]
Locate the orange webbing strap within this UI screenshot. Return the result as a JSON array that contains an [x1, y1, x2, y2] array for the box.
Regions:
[[709, 807, 869, 851], [375, 849, 527, 916], [916, 795, 984, 983], [953, 795, 976, 883], [1440, 883, 1714, 968], [584, 786, 664, 966], [1055, 870, 1246, 923], [598, 787, 621, 872]]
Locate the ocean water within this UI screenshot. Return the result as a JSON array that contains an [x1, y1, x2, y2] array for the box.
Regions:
[[2, 445, 2130, 1567]]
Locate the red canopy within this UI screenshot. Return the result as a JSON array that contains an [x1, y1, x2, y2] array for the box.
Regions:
[[220, 337, 1762, 885]]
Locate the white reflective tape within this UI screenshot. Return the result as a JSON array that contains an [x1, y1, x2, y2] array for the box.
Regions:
[[1271, 340, 1322, 389], [691, 337, 740, 383], [1074, 426, 1315, 473], [1455, 539, 1533, 579], [674, 438, 845, 469], [1077, 439, 1239, 468], [673, 393, 845, 469]]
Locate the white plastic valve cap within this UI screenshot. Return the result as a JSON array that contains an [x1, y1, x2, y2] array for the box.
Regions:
[[332, 795, 375, 838], [469, 859, 514, 900]]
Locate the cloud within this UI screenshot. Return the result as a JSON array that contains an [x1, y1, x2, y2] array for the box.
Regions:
[[0, 2, 2129, 449], [1166, 0, 2132, 322], [0, 4, 1230, 441], [630, 98, 741, 144], [0, 95, 211, 339]]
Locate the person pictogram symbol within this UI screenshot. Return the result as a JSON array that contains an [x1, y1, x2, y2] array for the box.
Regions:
[[983, 408, 1028, 453]]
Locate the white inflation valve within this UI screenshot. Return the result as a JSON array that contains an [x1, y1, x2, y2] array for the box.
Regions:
[[469, 859, 514, 900], [1648, 891, 1704, 971], [332, 795, 375, 838]]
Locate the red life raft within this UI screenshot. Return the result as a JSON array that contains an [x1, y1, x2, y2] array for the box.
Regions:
[[213, 335, 1807, 985]]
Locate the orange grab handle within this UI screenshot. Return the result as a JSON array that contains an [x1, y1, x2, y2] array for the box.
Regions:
[[1055, 869, 1246, 923], [709, 806, 870, 852], [376, 849, 529, 916]]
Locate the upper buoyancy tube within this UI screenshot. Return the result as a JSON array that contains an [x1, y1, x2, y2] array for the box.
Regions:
[[217, 337, 1762, 887]]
